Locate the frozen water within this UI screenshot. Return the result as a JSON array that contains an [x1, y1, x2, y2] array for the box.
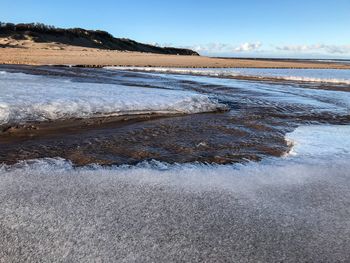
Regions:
[[1, 125, 350, 261], [0, 71, 225, 126]]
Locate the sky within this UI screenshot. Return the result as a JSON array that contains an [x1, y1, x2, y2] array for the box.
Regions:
[[1, 0, 350, 58]]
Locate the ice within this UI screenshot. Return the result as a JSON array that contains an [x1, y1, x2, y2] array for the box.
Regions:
[[286, 125, 350, 158], [0, 72, 225, 126], [107, 67, 350, 85], [1, 125, 350, 214], [1, 123, 350, 261]]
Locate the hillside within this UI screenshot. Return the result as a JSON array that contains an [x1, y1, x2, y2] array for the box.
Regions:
[[0, 22, 199, 56]]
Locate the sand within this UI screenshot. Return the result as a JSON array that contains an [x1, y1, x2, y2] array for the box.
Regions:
[[1, 40, 350, 69]]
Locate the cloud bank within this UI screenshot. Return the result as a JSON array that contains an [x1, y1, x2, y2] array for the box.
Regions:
[[189, 42, 262, 54], [150, 41, 350, 57], [276, 44, 350, 54], [234, 42, 262, 52]]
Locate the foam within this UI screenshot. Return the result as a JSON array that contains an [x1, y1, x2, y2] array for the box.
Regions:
[[106, 67, 350, 85], [0, 71, 226, 126]]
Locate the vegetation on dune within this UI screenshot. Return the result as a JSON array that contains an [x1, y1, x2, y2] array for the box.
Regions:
[[0, 22, 199, 55]]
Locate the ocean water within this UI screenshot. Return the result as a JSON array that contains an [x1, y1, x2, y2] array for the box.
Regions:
[[1, 65, 350, 261]]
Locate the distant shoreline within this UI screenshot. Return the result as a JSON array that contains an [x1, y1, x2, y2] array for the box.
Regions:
[[1, 45, 350, 69]]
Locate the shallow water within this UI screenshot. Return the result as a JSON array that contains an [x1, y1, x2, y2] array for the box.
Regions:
[[0, 65, 350, 165], [107, 66, 350, 85]]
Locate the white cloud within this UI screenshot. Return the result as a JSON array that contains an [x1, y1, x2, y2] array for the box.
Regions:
[[191, 43, 232, 53], [147, 42, 176, 48], [276, 44, 350, 54], [234, 42, 262, 52], [185, 42, 262, 54], [147, 41, 350, 57], [149, 42, 161, 47]]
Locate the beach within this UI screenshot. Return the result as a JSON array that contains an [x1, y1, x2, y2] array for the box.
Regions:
[[1, 43, 350, 69]]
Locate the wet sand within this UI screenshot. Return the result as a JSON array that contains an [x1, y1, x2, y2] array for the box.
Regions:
[[1, 44, 350, 69]]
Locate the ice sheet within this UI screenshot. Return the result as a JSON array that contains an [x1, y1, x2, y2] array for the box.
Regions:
[[1, 123, 350, 261], [0, 71, 225, 126]]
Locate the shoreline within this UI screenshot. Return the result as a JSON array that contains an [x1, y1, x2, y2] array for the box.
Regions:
[[1, 46, 350, 69]]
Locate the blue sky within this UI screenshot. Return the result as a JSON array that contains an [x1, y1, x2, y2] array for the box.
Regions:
[[1, 0, 349, 58]]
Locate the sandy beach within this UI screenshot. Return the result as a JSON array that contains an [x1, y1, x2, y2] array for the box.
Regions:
[[1, 42, 350, 69]]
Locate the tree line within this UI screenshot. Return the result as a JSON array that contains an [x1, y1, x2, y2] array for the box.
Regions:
[[0, 22, 113, 38]]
